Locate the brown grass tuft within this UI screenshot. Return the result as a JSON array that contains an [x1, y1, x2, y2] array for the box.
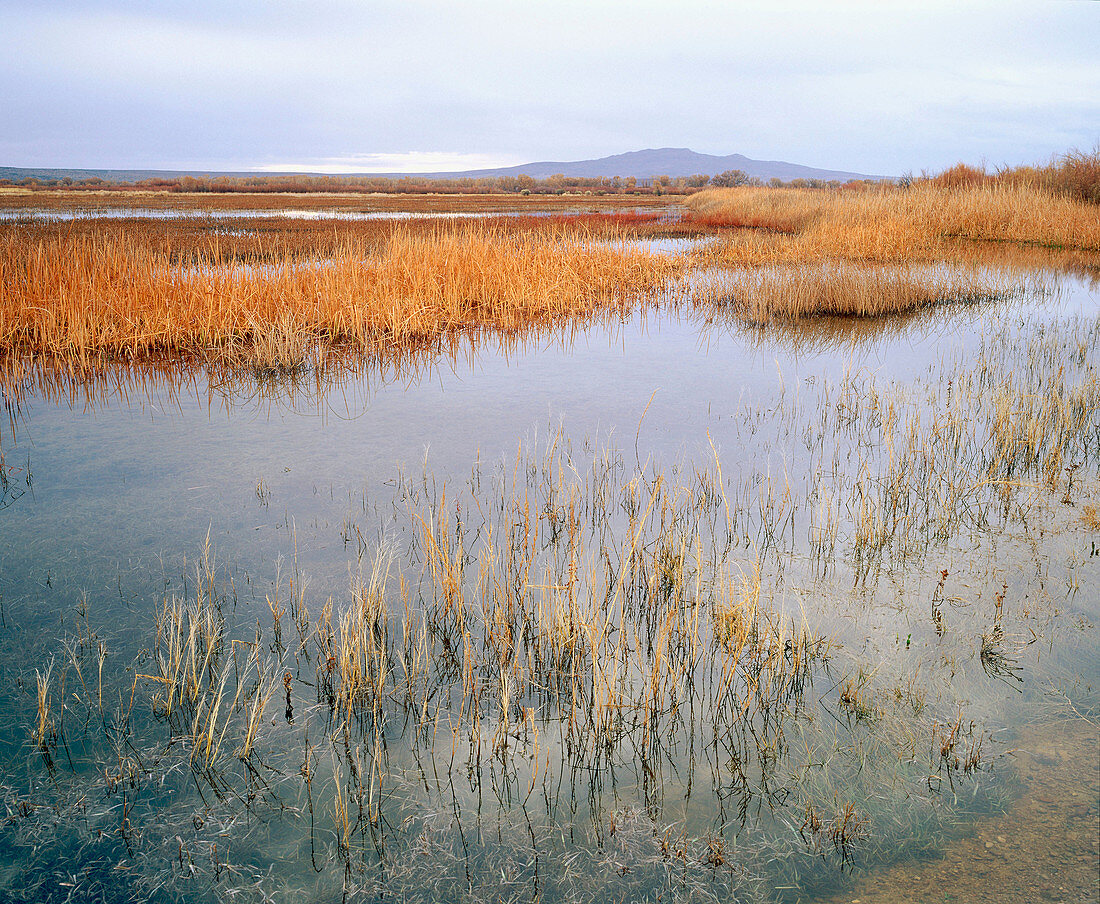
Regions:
[[705, 262, 1023, 323]]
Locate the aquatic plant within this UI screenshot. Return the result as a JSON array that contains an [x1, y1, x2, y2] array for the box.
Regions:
[[702, 262, 1030, 322]]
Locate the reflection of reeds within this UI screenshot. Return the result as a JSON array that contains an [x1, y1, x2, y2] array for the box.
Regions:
[[708, 298, 988, 356]]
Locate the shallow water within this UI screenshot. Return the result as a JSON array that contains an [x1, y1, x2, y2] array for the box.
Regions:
[[0, 272, 1097, 903], [0, 206, 673, 222]]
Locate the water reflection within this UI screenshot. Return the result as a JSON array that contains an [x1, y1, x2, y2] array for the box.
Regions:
[[7, 268, 1091, 424]]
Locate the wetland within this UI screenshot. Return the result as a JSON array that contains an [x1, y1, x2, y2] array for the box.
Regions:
[[0, 183, 1097, 903]]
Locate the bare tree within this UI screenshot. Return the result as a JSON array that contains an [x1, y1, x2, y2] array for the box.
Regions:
[[711, 169, 750, 188]]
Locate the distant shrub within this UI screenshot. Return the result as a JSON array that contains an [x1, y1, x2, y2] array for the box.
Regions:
[[926, 163, 992, 190], [1044, 149, 1100, 205], [926, 149, 1100, 205]]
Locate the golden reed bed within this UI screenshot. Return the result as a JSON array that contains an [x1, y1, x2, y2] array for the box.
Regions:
[[0, 225, 680, 368], [1, 180, 1096, 373], [697, 263, 1036, 323], [686, 181, 1100, 259]]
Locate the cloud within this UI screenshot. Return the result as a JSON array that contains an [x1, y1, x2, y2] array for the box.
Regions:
[[1, 0, 1097, 174], [253, 152, 525, 174]]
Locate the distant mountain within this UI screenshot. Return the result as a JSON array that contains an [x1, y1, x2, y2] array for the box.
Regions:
[[0, 149, 882, 185], [439, 148, 881, 182]]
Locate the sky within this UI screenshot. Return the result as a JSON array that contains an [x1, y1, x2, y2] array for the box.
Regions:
[[1, 0, 1097, 177]]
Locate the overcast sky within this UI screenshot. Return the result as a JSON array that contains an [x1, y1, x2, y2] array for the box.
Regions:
[[1, 0, 1097, 176]]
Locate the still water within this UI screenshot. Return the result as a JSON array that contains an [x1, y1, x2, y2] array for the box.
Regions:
[[0, 206, 674, 222], [0, 274, 1097, 902]]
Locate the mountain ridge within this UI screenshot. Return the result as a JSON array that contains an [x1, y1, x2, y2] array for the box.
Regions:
[[439, 148, 881, 182]]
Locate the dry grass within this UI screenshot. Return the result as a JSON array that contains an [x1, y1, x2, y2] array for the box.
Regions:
[[1, 211, 690, 276], [927, 149, 1100, 206], [683, 181, 1094, 323], [702, 262, 1028, 322], [688, 182, 1100, 261], [2, 180, 1094, 369], [0, 224, 680, 367], [31, 662, 55, 754], [135, 539, 282, 774]]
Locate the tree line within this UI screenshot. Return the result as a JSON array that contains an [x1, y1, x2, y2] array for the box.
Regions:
[[1, 169, 879, 195]]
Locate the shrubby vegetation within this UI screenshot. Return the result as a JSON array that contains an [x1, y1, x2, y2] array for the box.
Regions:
[[919, 147, 1100, 205]]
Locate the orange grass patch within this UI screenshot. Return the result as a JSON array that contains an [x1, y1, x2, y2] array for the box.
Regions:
[[2, 208, 689, 268], [0, 224, 681, 368], [703, 263, 1030, 323]]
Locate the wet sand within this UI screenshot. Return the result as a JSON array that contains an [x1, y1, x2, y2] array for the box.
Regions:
[[823, 718, 1100, 904]]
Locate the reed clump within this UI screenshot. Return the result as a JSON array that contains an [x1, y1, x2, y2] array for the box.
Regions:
[[707, 262, 1025, 322], [685, 180, 1087, 323], [138, 539, 281, 780], [927, 148, 1100, 206]]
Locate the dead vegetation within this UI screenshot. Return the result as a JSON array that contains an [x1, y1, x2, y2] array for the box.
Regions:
[[688, 180, 1100, 259], [700, 262, 1032, 322], [2, 173, 1097, 374]]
